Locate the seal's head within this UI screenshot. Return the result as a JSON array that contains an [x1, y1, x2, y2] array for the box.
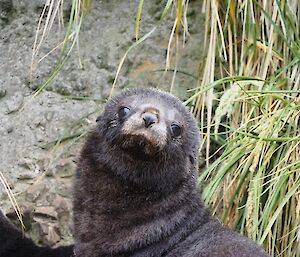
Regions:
[[92, 88, 200, 185]]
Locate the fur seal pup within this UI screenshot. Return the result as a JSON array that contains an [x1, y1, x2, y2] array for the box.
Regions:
[[0, 210, 73, 257], [73, 88, 269, 257]]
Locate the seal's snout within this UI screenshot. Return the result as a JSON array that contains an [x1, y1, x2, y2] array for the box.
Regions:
[[141, 107, 160, 128], [142, 112, 158, 128], [119, 105, 167, 160]]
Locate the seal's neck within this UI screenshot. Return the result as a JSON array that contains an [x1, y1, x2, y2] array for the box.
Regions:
[[74, 160, 207, 257], [73, 131, 208, 257]]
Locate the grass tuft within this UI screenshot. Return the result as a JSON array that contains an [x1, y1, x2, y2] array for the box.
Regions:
[[31, 0, 91, 95], [191, 1, 300, 256]]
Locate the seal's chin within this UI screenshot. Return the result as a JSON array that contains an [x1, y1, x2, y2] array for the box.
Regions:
[[119, 134, 160, 161]]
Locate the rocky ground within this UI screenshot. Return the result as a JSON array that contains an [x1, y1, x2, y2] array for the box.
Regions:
[[0, 0, 204, 246]]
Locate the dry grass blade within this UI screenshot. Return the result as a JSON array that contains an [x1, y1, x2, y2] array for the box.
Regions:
[[31, 0, 64, 79], [0, 172, 25, 230], [31, 0, 90, 94], [135, 0, 144, 41]]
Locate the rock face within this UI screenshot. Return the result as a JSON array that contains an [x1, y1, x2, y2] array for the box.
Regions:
[[0, 0, 203, 246]]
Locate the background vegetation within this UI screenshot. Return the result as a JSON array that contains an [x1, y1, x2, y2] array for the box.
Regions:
[[187, 1, 299, 256]]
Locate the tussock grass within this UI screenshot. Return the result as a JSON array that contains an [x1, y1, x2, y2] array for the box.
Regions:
[[190, 1, 300, 256], [31, 0, 91, 95]]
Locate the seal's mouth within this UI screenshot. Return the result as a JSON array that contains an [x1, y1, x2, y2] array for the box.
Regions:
[[119, 133, 160, 161]]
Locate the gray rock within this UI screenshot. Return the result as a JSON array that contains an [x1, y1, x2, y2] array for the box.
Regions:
[[17, 171, 37, 180], [5, 91, 24, 114], [0, 0, 14, 24], [25, 182, 47, 202], [34, 206, 58, 220], [0, 88, 6, 98]]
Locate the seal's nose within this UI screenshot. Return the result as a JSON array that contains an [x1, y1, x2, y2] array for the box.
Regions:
[[142, 112, 158, 128]]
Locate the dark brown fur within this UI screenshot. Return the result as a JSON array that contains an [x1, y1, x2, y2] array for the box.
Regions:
[[73, 88, 270, 257], [0, 210, 73, 257]]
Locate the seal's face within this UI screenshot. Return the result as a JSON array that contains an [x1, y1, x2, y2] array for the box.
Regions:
[[96, 88, 200, 171], [115, 95, 184, 161]]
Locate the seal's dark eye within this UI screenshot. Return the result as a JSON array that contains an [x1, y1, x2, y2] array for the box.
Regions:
[[118, 107, 130, 119], [171, 123, 182, 138]]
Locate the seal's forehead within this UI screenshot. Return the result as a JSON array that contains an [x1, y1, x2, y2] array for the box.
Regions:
[[118, 94, 170, 109], [110, 88, 184, 111]]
